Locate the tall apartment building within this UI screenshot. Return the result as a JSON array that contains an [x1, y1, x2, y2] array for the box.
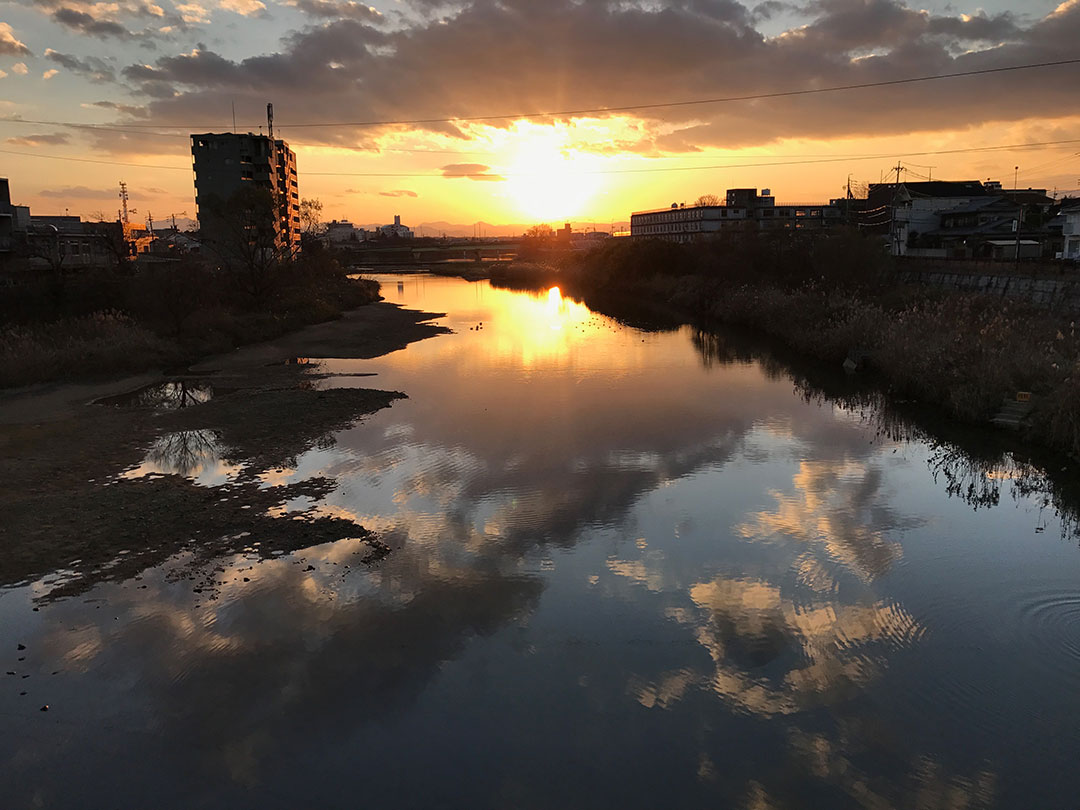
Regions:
[[190, 132, 301, 253]]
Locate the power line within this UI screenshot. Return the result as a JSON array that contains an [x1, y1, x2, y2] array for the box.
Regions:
[[5, 137, 1080, 179], [0, 119, 187, 138], [278, 58, 1080, 129], [306, 139, 1080, 177], [16, 115, 1048, 162], [0, 118, 508, 156], [0, 148, 190, 171], [3, 57, 1078, 135], [8, 110, 1076, 164]]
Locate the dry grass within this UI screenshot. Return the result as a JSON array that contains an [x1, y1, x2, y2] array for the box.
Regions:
[[0, 255, 382, 388], [529, 237, 1080, 459], [0, 311, 174, 388]]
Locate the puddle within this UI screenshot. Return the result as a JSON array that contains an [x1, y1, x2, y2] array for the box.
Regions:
[[121, 429, 242, 485], [95, 380, 214, 410]]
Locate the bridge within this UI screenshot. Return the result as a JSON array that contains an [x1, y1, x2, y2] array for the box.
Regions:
[[339, 240, 520, 269]]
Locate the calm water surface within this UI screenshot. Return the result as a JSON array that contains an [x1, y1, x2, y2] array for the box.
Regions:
[[3, 274, 1080, 808]]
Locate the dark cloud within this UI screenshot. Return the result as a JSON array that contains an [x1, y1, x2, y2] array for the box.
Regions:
[[927, 10, 1020, 41], [6, 133, 71, 146], [39, 0, 189, 43], [87, 100, 149, 117], [36, 185, 165, 199], [97, 0, 1080, 153], [379, 189, 419, 197], [38, 185, 144, 198], [52, 7, 134, 38], [440, 163, 504, 181], [45, 48, 116, 82]]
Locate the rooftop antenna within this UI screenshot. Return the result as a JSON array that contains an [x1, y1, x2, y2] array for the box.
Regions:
[[267, 102, 274, 141], [232, 100, 236, 132], [119, 180, 129, 224]]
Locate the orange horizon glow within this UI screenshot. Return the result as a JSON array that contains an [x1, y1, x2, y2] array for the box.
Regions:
[[6, 115, 1080, 230]]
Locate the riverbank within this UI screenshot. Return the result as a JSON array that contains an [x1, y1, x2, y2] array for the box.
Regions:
[[0, 249, 383, 389], [466, 238, 1080, 459], [0, 300, 450, 597]]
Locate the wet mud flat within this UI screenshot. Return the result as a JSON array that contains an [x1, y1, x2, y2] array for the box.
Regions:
[[0, 302, 449, 603]]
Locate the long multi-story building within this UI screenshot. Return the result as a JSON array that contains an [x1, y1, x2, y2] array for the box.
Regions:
[[190, 132, 300, 253], [630, 188, 842, 242]]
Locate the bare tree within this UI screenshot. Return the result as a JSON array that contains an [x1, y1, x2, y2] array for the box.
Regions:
[[694, 194, 722, 206], [202, 186, 297, 299], [299, 197, 323, 240], [524, 224, 554, 239]]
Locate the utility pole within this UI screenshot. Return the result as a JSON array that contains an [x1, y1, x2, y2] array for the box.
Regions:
[[846, 174, 853, 225], [888, 162, 903, 256], [119, 181, 129, 224], [1013, 203, 1024, 274]]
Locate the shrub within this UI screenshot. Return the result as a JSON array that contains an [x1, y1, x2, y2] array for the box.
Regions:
[[0, 310, 173, 387]]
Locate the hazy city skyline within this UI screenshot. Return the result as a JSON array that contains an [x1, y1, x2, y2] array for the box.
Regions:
[[1, 0, 1077, 225]]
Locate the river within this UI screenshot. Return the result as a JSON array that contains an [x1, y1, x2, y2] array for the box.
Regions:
[[2, 273, 1079, 808]]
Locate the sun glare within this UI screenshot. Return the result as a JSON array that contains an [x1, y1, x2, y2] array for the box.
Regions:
[[504, 128, 604, 223]]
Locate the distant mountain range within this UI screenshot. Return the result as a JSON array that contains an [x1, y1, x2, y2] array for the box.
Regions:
[[161, 218, 629, 238], [402, 220, 630, 238]]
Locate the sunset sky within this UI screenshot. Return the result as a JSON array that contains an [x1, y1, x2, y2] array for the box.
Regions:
[[1, 0, 1078, 228]]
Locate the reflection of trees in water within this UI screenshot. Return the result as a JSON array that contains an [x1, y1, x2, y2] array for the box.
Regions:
[[869, 411, 1080, 538], [134, 381, 213, 409], [145, 430, 221, 477], [692, 328, 789, 381], [692, 327, 1080, 539]]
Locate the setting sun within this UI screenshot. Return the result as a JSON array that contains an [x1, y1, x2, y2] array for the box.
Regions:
[[504, 128, 605, 223]]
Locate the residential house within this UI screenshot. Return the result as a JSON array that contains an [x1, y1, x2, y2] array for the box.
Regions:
[[868, 180, 991, 256], [1061, 203, 1080, 261]]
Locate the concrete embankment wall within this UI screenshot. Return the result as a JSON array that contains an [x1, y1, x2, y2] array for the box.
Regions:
[[898, 268, 1080, 310]]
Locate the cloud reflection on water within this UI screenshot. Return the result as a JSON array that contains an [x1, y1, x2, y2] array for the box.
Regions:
[[7, 277, 1077, 807]]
